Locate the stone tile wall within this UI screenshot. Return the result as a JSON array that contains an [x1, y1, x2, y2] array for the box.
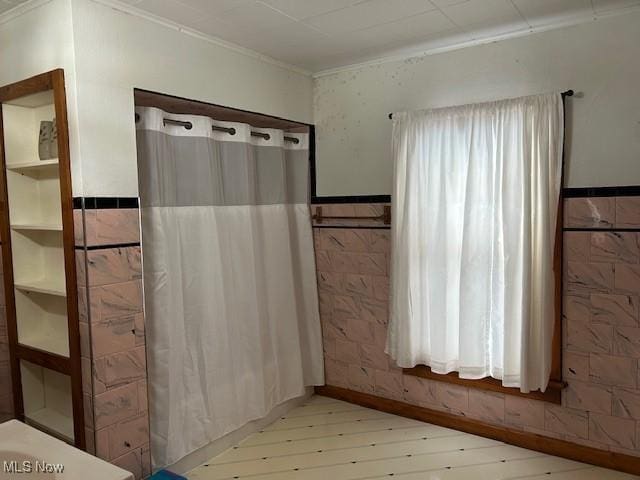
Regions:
[[75, 205, 151, 479], [314, 196, 640, 457]]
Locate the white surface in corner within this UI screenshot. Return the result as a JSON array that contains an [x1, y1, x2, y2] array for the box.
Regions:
[[0, 420, 133, 480]]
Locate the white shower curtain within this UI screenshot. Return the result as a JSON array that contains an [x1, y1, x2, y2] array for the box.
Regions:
[[135, 107, 324, 468], [387, 93, 563, 393]]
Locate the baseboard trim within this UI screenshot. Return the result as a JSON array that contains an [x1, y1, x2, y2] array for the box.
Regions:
[[315, 385, 640, 476]]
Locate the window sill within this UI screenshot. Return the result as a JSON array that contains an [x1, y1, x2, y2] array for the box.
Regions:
[[403, 365, 566, 404]]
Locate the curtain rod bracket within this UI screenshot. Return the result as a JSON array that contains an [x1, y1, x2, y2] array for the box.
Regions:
[[388, 89, 575, 119]]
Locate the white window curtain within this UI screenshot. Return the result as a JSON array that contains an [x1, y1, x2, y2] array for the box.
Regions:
[[387, 92, 564, 393]]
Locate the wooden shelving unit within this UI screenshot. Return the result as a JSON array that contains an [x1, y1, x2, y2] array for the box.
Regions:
[[0, 70, 84, 448]]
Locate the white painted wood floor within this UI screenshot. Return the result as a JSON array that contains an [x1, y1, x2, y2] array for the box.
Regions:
[[187, 395, 639, 480]]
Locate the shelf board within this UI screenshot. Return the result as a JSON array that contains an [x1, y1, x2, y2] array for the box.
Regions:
[[19, 332, 69, 358], [25, 408, 74, 443], [15, 280, 66, 297], [6, 159, 59, 173], [11, 223, 63, 231]]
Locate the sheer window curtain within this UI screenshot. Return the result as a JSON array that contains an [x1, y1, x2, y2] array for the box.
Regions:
[[386, 93, 563, 393], [135, 107, 324, 468]]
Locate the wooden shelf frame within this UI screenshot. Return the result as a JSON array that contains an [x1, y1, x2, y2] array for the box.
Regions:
[[0, 69, 84, 449]]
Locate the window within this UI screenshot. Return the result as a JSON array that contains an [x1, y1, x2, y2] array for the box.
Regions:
[[387, 92, 565, 401]]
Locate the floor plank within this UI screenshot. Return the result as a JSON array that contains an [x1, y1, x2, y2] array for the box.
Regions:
[[187, 395, 639, 480]]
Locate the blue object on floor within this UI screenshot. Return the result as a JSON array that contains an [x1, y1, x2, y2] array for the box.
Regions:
[[149, 470, 187, 480]]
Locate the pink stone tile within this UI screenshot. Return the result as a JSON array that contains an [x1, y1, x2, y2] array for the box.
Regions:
[[345, 318, 374, 344], [616, 197, 640, 228], [367, 230, 390, 253], [374, 369, 403, 400], [134, 313, 145, 346], [137, 380, 148, 413], [73, 210, 85, 246], [96, 427, 110, 460], [315, 251, 331, 272], [590, 294, 638, 326], [94, 382, 139, 429], [317, 272, 345, 294], [94, 346, 146, 390], [78, 286, 88, 323], [613, 387, 640, 419], [467, 390, 505, 425], [328, 251, 386, 275], [372, 323, 388, 349], [564, 295, 591, 322], [81, 356, 92, 395], [344, 273, 375, 298], [591, 232, 639, 264], [91, 209, 140, 246], [504, 396, 544, 428], [112, 448, 143, 480], [90, 280, 143, 321], [614, 264, 640, 296], [589, 412, 636, 449], [320, 229, 368, 252], [544, 405, 588, 438], [322, 321, 348, 341], [324, 359, 349, 388], [613, 326, 640, 357], [566, 262, 614, 295], [564, 380, 612, 414], [322, 204, 356, 218], [360, 344, 389, 371], [563, 351, 589, 382], [333, 295, 361, 321], [589, 353, 637, 387], [434, 382, 469, 412], [79, 322, 91, 358], [348, 364, 375, 394], [109, 412, 149, 459], [141, 444, 151, 478], [564, 232, 590, 263], [83, 210, 98, 246], [566, 319, 612, 353], [323, 337, 336, 359], [334, 339, 360, 364], [87, 247, 142, 286], [91, 315, 136, 357], [360, 297, 388, 326], [318, 291, 333, 316], [371, 275, 389, 302], [403, 375, 437, 406], [75, 251, 87, 287], [565, 197, 615, 229], [354, 204, 384, 217]]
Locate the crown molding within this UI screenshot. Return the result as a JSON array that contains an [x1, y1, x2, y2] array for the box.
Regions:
[[0, 0, 51, 25], [90, 0, 311, 77], [312, 4, 640, 78]]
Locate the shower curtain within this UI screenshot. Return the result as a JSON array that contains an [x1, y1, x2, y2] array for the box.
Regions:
[[135, 107, 324, 468]]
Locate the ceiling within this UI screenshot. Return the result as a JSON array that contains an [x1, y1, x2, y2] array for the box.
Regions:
[[4, 0, 640, 72], [117, 0, 640, 72]]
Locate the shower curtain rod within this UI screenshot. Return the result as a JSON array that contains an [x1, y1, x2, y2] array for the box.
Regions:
[[133, 113, 300, 144], [387, 89, 575, 119]]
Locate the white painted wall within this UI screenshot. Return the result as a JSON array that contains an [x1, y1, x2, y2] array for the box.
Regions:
[[70, 0, 313, 197], [0, 0, 83, 194], [313, 11, 640, 196]]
